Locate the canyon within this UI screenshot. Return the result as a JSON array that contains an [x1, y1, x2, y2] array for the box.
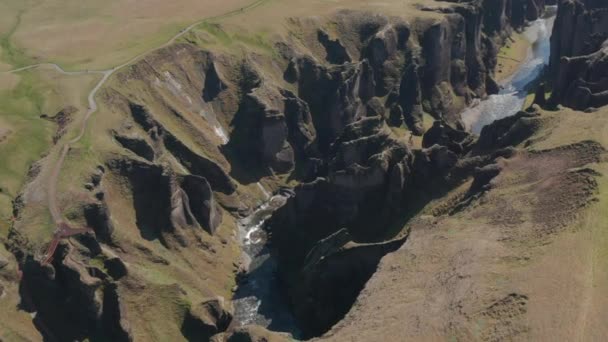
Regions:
[[1, 0, 608, 341]]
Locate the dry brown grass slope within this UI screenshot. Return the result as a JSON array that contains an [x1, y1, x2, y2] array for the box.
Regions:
[[317, 106, 608, 341]]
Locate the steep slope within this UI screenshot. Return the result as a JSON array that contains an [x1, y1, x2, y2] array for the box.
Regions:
[[317, 106, 608, 341]]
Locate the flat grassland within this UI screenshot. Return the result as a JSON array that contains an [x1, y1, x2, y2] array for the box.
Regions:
[[0, 0, 257, 70]]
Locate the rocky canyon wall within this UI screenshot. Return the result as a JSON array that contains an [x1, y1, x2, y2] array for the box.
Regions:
[[549, 0, 608, 109]]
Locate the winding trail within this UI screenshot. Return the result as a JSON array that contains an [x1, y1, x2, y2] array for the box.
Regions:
[[1, 0, 269, 263]]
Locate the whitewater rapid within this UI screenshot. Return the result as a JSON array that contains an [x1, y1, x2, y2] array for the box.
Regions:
[[232, 194, 301, 337]]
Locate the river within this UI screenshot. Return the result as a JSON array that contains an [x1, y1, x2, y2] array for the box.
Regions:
[[461, 6, 557, 133], [232, 193, 302, 338]]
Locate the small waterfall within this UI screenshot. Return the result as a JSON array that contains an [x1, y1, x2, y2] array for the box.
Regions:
[[199, 106, 229, 144], [256, 182, 271, 199]]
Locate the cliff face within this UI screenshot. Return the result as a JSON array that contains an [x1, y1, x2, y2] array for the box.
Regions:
[[258, 1, 551, 337], [549, 0, 608, 109]]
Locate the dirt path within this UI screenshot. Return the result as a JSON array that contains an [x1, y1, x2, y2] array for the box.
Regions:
[[1, 0, 270, 262]]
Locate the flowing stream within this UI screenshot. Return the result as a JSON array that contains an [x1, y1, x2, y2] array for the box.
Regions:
[[232, 194, 301, 337], [461, 7, 557, 133]]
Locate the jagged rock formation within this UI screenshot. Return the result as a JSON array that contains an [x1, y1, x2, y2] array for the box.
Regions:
[[181, 296, 234, 341], [265, 116, 487, 336], [18, 243, 132, 341], [107, 157, 223, 248], [549, 0, 608, 109], [290, 229, 405, 335]]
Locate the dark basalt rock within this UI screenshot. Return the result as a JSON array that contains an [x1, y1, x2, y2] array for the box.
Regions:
[[108, 156, 225, 248], [363, 22, 410, 96], [102, 283, 133, 342], [230, 76, 319, 176], [84, 202, 115, 243], [290, 56, 376, 153], [411, 145, 459, 183], [282, 90, 319, 161], [422, 120, 476, 155], [164, 133, 237, 194], [533, 83, 548, 107], [548, 0, 608, 109], [317, 29, 352, 65], [365, 97, 386, 118], [327, 117, 411, 232], [17, 243, 130, 341], [104, 257, 128, 280], [290, 229, 405, 337], [203, 62, 227, 102], [474, 110, 542, 154], [181, 297, 233, 341], [128, 102, 237, 194], [113, 131, 155, 161], [265, 117, 415, 335], [398, 63, 425, 135], [469, 163, 503, 195], [108, 158, 173, 244], [180, 175, 223, 235], [40, 106, 77, 143]]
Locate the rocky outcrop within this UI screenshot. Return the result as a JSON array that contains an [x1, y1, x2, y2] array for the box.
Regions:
[[213, 325, 290, 342], [128, 102, 237, 194], [18, 243, 132, 341], [107, 157, 223, 248], [229, 83, 298, 174], [179, 175, 223, 235], [549, 0, 608, 109], [474, 107, 543, 154], [40, 106, 77, 144], [290, 229, 405, 336], [83, 166, 116, 243], [112, 130, 155, 161], [263, 118, 414, 335], [422, 120, 476, 155], [181, 296, 234, 341]]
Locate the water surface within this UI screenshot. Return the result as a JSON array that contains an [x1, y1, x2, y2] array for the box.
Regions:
[[462, 8, 556, 133]]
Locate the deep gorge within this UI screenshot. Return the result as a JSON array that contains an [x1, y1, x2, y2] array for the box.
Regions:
[[7, 0, 608, 341]]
